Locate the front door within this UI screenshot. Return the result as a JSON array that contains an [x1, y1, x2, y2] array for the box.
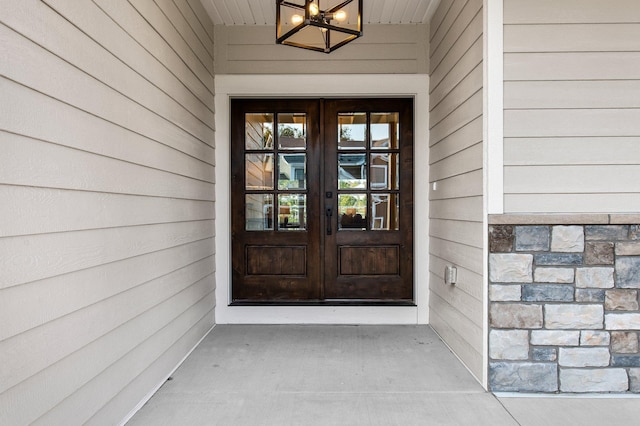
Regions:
[[231, 98, 413, 303]]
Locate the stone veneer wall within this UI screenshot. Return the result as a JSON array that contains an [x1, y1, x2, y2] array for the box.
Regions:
[[488, 224, 640, 393]]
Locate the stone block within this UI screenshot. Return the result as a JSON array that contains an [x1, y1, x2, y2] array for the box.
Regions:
[[489, 225, 514, 253], [586, 225, 629, 241], [515, 226, 550, 251], [630, 369, 640, 392], [560, 368, 628, 392], [532, 347, 557, 362], [535, 253, 583, 266], [580, 330, 610, 346], [631, 225, 640, 240], [616, 257, 640, 288], [575, 267, 614, 289], [489, 330, 529, 360], [490, 362, 558, 392], [489, 254, 533, 283], [559, 347, 610, 367], [490, 303, 543, 329], [531, 330, 579, 346], [616, 242, 640, 256], [534, 268, 575, 283], [605, 313, 640, 330], [545, 304, 603, 329], [551, 226, 584, 252], [611, 331, 639, 353], [605, 290, 639, 311], [523, 285, 573, 302], [490, 284, 522, 302], [575, 289, 605, 303], [611, 355, 640, 367], [585, 242, 614, 265]]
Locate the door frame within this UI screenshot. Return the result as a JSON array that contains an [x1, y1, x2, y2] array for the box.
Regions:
[[215, 74, 429, 324]]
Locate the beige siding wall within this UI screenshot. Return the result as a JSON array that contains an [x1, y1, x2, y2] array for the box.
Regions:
[[0, 0, 215, 424], [503, 0, 640, 213], [428, 0, 484, 380], [214, 24, 429, 74]]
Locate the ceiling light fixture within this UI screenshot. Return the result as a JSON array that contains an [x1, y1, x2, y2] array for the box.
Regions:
[[276, 0, 363, 53]]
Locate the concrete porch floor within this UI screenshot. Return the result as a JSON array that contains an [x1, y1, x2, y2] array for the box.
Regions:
[[127, 325, 639, 425]]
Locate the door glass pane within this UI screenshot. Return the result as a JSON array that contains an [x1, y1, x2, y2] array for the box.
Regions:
[[370, 153, 399, 190], [338, 154, 366, 189], [338, 194, 367, 230], [245, 113, 274, 150], [278, 194, 306, 231], [371, 194, 399, 230], [338, 113, 366, 149], [246, 194, 273, 231], [278, 154, 306, 190], [371, 112, 399, 149], [245, 153, 274, 190], [278, 113, 306, 150]]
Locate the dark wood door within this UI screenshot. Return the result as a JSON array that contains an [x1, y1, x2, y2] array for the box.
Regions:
[[231, 98, 413, 303]]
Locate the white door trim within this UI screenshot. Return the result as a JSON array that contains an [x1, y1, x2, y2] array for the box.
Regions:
[[214, 74, 429, 324]]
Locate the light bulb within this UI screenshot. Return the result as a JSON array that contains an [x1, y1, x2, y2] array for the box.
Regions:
[[291, 14, 303, 25], [334, 10, 347, 21], [309, 3, 319, 16]]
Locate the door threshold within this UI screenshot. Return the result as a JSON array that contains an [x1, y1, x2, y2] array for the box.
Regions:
[[230, 300, 416, 307]]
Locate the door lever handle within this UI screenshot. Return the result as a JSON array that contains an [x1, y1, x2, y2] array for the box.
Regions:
[[326, 206, 333, 235]]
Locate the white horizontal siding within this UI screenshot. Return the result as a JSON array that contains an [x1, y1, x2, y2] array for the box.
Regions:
[[504, 52, 640, 81], [430, 196, 484, 222], [429, 292, 484, 376], [505, 23, 640, 53], [504, 137, 640, 166], [0, 0, 215, 424], [504, 81, 640, 110], [430, 254, 483, 299], [0, 131, 214, 200], [504, 0, 640, 24], [0, 186, 214, 238], [503, 0, 640, 214], [505, 193, 640, 214], [214, 24, 429, 74], [428, 0, 484, 382], [0, 239, 214, 342]]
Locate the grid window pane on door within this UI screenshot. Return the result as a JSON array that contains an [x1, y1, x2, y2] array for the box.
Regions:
[[337, 112, 400, 231], [245, 112, 308, 231]]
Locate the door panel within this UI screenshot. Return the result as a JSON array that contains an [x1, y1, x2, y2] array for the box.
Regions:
[[323, 99, 413, 301], [231, 99, 321, 301], [231, 98, 413, 303]]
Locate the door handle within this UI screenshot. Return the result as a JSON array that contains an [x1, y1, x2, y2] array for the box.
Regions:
[[326, 206, 333, 235]]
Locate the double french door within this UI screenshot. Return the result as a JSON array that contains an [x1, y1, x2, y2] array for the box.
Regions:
[[231, 98, 413, 303]]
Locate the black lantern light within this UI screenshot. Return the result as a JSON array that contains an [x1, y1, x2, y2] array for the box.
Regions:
[[276, 0, 363, 53]]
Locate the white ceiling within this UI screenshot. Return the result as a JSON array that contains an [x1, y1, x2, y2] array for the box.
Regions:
[[201, 0, 440, 26]]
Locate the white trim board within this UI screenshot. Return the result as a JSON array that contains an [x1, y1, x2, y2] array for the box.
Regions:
[[214, 74, 430, 325], [482, 0, 504, 390]]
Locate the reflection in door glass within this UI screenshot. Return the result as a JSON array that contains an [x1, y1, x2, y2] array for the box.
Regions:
[[338, 194, 367, 230], [245, 153, 274, 190], [278, 113, 307, 150], [278, 154, 306, 190], [246, 194, 273, 231], [371, 113, 399, 149], [371, 194, 399, 231], [338, 154, 366, 189], [338, 113, 366, 149], [278, 194, 307, 231], [245, 113, 274, 150], [370, 153, 399, 190]]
